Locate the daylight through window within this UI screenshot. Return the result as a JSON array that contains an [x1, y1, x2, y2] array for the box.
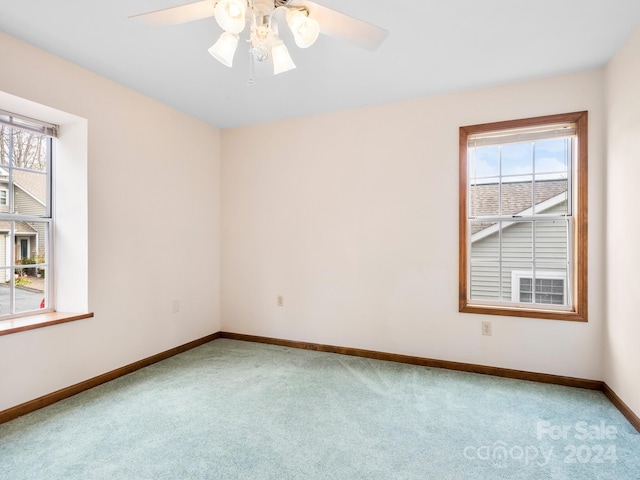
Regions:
[[459, 112, 587, 321], [0, 109, 56, 318]]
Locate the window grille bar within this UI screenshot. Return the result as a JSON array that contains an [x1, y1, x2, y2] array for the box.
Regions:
[[498, 146, 503, 302], [532, 143, 536, 304], [0, 214, 52, 223], [471, 214, 566, 222], [9, 222, 15, 315]]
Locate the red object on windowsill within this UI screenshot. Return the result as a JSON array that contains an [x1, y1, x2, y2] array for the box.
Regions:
[[40, 298, 45, 309]]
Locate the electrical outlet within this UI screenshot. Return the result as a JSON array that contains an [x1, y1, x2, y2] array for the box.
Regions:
[[482, 321, 492, 336], [277, 295, 284, 307], [171, 300, 180, 314]]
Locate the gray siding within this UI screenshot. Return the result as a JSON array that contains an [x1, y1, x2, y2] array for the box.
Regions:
[[14, 188, 46, 257], [14, 188, 45, 216]]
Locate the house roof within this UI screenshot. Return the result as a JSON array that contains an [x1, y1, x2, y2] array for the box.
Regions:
[[0, 221, 38, 235], [0, 168, 47, 205], [470, 180, 567, 235], [12, 169, 47, 205]]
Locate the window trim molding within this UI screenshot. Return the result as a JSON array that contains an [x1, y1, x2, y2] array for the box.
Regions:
[[459, 111, 588, 322]]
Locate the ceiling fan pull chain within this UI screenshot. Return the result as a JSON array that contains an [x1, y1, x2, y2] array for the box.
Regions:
[[247, 49, 256, 86]]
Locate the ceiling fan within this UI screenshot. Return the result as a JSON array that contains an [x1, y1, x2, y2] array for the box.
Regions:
[[131, 0, 388, 76]]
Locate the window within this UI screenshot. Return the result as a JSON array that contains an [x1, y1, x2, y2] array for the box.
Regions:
[[510, 270, 566, 305], [459, 112, 587, 321], [0, 109, 56, 318]]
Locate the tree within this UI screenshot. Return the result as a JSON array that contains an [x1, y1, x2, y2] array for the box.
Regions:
[[0, 125, 48, 171]]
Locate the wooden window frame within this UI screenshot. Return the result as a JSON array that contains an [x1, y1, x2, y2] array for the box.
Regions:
[[459, 111, 588, 321]]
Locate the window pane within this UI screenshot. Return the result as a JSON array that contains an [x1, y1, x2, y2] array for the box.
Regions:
[[469, 145, 500, 179], [469, 146, 500, 217], [12, 169, 48, 215], [15, 266, 44, 314], [470, 262, 500, 302], [502, 221, 532, 262], [534, 138, 569, 175], [501, 143, 533, 216], [501, 177, 533, 216], [0, 126, 9, 167], [519, 277, 533, 303], [518, 277, 565, 305], [534, 220, 568, 264], [470, 221, 499, 260], [533, 176, 568, 215], [533, 263, 568, 306], [0, 220, 49, 317], [534, 138, 569, 215], [470, 221, 498, 238], [470, 178, 500, 217], [534, 277, 565, 305], [11, 129, 48, 172], [503, 263, 532, 303], [502, 142, 533, 178]]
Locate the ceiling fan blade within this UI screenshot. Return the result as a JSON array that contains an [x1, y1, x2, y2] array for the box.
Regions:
[[130, 0, 216, 26], [289, 0, 388, 50]]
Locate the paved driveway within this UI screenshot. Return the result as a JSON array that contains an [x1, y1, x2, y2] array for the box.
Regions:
[[0, 283, 44, 315]]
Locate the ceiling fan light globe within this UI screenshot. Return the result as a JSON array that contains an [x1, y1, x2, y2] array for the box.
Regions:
[[286, 10, 319, 48], [271, 43, 296, 75], [214, 0, 246, 34], [208, 32, 239, 67]]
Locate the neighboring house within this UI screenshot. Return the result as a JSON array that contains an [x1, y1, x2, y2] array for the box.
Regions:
[[0, 167, 46, 279], [470, 180, 569, 305]]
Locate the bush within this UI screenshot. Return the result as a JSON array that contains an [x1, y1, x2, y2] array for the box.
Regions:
[[15, 276, 32, 287]]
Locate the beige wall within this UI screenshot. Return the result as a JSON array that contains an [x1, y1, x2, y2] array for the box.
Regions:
[[222, 69, 606, 380], [604, 26, 640, 416], [0, 33, 221, 411]]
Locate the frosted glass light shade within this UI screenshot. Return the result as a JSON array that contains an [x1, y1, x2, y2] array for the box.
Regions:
[[286, 9, 319, 48], [214, 0, 247, 34], [208, 32, 239, 67], [271, 43, 296, 74]]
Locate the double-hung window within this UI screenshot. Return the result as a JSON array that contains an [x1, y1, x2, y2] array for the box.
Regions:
[[459, 112, 587, 321], [0, 109, 56, 318]]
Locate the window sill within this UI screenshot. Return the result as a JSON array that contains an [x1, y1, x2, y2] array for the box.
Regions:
[[0, 311, 94, 336], [460, 303, 587, 322]]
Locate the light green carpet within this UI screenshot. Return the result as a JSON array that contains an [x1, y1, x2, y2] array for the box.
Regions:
[[1, 338, 639, 479]]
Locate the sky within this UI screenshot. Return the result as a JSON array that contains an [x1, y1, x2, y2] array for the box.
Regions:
[[469, 138, 570, 183]]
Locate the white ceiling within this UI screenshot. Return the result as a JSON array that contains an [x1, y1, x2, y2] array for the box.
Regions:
[[1, 0, 640, 129]]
